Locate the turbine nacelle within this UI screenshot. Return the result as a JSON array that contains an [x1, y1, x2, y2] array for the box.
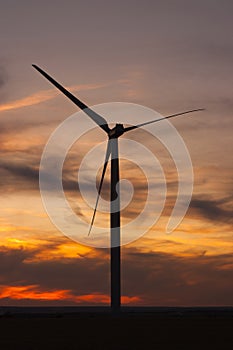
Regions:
[[108, 123, 125, 139]]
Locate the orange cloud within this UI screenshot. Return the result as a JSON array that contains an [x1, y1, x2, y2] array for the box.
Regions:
[[0, 285, 141, 304], [32, 242, 94, 261], [0, 285, 69, 301], [0, 83, 106, 113], [121, 296, 141, 304]]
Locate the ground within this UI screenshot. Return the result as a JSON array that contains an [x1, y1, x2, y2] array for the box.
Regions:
[[0, 309, 232, 349]]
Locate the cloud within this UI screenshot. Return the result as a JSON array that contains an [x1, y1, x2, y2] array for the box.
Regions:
[[0, 246, 232, 306], [0, 246, 109, 296], [1, 161, 38, 181], [0, 63, 8, 104], [122, 247, 233, 306], [0, 246, 139, 305], [0, 284, 140, 306], [190, 196, 233, 224], [0, 284, 72, 301], [0, 160, 39, 193], [0, 65, 7, 90], [0, 158, 80, 193], [0, 83, 107, 113]]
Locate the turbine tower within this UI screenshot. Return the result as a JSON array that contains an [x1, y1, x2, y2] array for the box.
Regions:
[[32, 64, 204, 313]]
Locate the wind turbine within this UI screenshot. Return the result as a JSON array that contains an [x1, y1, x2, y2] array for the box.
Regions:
[[32, 64, 204, 313]]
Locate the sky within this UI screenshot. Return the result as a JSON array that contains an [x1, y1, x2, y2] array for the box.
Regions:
[[0, 0, 232, 306]]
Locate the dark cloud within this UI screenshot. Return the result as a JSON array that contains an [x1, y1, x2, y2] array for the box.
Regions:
[[190, 196, 233, 224], [1, 161, 38, 181], [122, 248, 233, 306], [0, 63, 8, 103], [0, 246, 109, 299], [0, 65, 7, 90], [0, 246, 232, 306], [0, 158, 80, 194], [0, 160, 39, 192]]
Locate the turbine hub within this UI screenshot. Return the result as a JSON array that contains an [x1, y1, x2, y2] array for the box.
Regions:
[[109, 123, 125, 139]]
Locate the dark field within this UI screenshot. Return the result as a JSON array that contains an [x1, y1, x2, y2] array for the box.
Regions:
[[0, 307, 232, 349]]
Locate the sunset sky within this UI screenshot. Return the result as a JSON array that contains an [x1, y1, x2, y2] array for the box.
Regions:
[[0, 0, 232, 306]]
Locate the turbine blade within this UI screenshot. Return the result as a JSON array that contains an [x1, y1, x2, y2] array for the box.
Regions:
[[123, 108, 205, 133], [88, 140, 111, 236], [32, 64, 110, 134]]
